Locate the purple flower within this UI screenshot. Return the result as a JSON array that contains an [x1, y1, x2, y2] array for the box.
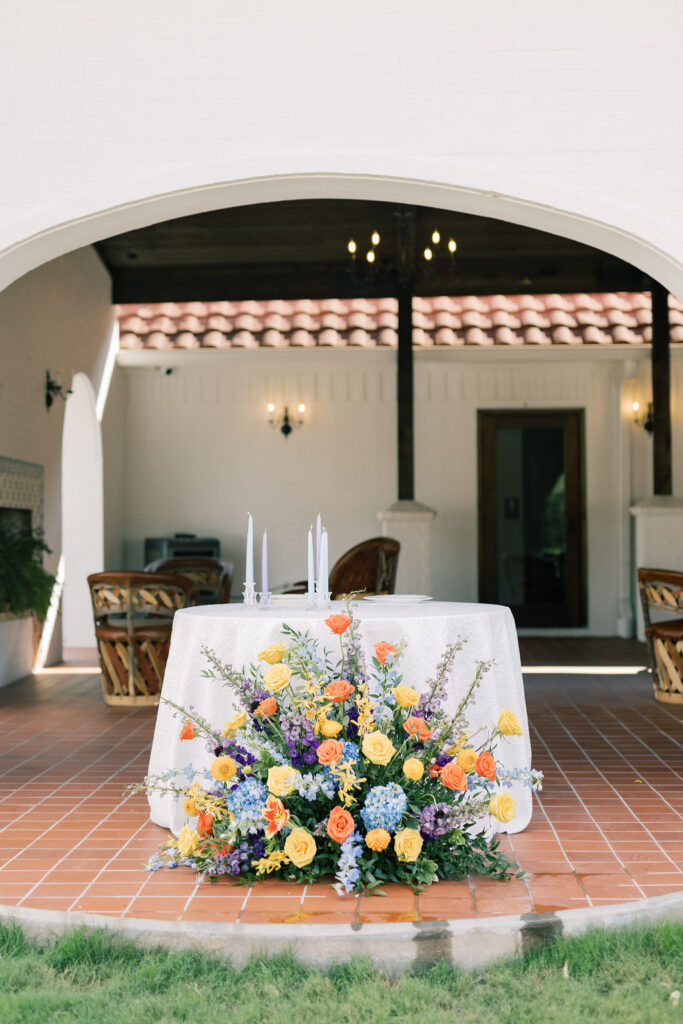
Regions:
[[419, 802, 454, 840]]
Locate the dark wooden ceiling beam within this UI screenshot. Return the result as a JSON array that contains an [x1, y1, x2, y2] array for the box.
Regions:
[[109, 259, 646, 304]]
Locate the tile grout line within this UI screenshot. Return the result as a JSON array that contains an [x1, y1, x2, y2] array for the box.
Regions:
[[558, 701, 683, 873], [12, 742, 155, 901], [528, 718, 647, 899], [66, 819, 155, 913]]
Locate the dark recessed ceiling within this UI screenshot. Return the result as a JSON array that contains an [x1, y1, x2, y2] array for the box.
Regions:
[[95, 199, 648, 303]]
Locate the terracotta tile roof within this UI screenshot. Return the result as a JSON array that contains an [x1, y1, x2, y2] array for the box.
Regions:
[[117, 293, 683, 351]]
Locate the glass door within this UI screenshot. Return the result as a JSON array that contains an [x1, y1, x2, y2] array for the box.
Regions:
[[478, 410, 586, 627]]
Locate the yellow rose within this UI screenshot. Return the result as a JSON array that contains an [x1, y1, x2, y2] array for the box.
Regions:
[[284, 828, 317, 868], [393, 685, 419, 709], [498, 708, 523, 737], [264, 663, 292, 693], [211, 756, 237, 782], [267, 764, 300, 797], [320, 719, 343, 737], [489, 793, 517, 824], [183, 797, 199, 817], [361, 731, 396, 766], [365, 828, 391, 851], [394, 828, 423, 862], [177, 825, 199, 858], [402, 757, 424, 781], [222, 711, 247, 737], [258, 642, 288, 664], [456, 748, 478, 773]]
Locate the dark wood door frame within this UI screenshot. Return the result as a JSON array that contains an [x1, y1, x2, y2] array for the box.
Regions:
[[478, 408, 587, 627]]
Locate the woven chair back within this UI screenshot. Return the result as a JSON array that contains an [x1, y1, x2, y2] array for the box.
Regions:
[[329, 537, 400, 600], [637, 567, 683, 704], [144, 557, 233, 604], [88, 571, 199, 707]]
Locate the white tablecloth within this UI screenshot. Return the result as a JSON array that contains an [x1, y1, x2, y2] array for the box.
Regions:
[[147, 600, 533, 835]]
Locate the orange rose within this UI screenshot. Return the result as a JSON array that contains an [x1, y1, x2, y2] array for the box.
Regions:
[[326, 614, 352, 635], [316, 738, 344, 765], [324, 679, 355, 703], [375, 641, 398, 665], [428, 763, 442, 779], [327, 806, 356, 844], [475, 751, 496, 781], [403, 716, 431, 742], [440, 762, 468, 792], [179, 720, 195, 741], [254, 696, 277, 718], [197, 811, 214, 837]]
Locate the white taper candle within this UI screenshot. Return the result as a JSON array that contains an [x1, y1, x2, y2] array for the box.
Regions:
[[261, 530, 269, 594], [307, 526, 314, 597], [246, 513, 254, 585]]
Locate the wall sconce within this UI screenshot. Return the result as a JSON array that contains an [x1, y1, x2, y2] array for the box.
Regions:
[[45, 371, 72, 411], [632, 400, 654, 433], [267, 403, 306, 438]]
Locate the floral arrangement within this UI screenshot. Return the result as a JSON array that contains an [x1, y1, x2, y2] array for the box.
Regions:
[[142, 604, 542, 894]]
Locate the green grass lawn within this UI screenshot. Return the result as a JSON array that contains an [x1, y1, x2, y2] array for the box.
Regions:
[[0, 919, 681, 1023]]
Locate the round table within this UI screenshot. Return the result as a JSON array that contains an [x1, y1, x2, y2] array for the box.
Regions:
[[147, 600, 533, 836]]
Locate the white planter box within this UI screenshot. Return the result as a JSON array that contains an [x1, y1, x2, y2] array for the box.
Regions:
[[0, 613, 34, 687]]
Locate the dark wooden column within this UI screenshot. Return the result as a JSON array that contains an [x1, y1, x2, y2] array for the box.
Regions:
[[651, 282, 672, 495], [397, 285, 414, 500]]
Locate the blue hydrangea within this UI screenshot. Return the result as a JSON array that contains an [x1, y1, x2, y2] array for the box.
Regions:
[[339, 741, 360, 765], [360, 782, 407, 832], [225, 777, 268, 833]]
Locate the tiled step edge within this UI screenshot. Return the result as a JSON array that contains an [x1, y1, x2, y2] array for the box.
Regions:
[[2, 892, 683, 974]]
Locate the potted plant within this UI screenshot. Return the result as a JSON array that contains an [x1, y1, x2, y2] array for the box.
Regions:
[[0, 522, 56, 686]]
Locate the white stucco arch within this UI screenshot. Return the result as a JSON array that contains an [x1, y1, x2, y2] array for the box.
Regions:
[[1, 161, 683, 300]]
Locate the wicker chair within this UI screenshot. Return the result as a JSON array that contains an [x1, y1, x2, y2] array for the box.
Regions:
[[144, 556, 233, 604], [328, 537, 400, 599], [88, 571, 199, 707], [637, 567, 683, 704]]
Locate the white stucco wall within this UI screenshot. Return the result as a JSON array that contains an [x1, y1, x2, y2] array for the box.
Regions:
[[1, 3, 683, 297], [0, 248, 114, 661], [112, 346, 674, 635]]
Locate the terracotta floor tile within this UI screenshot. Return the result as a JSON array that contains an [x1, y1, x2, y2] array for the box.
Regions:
[[3, 655, 683, 923]]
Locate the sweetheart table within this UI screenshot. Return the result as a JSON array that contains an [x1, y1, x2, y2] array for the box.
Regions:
[[147, 600, 533, 836]]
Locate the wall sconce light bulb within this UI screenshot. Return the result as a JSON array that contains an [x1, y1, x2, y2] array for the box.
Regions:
[[366, 250, 375, 263], [423, 247, 433, 261], [632, 401, 640, 413], [347, 239, 356, 254], [448, 238, 457, 253], [371, 230, 380, 246], [297, 403, 306, 414], [431, 230, 440, 244]]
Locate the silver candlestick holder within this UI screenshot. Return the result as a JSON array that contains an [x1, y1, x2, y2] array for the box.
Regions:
[[242, 581, 257, 607]]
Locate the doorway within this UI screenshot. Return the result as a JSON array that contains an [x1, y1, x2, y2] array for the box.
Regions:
[[478, 409, 586, 627]]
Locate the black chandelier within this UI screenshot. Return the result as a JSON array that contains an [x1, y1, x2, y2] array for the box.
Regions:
[[345, 206, 458, 287]]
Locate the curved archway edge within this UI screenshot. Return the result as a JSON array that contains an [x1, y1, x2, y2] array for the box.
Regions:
[[3, 169, 683, 298]]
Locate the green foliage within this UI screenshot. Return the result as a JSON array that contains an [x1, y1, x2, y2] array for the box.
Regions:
[[0, 921, 682, 1023], [0, 521, 55, 619]]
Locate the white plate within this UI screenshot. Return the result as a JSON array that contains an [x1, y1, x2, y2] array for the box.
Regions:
[[269, 594, 308, 604], [364, 594, 433, 604]]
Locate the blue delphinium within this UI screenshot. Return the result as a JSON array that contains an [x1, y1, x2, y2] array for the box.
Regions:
[[294, 771, 336, 801], [360, 782, 407, 832], [334, 831, 364, 895], [225, 777, 268, 832]]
